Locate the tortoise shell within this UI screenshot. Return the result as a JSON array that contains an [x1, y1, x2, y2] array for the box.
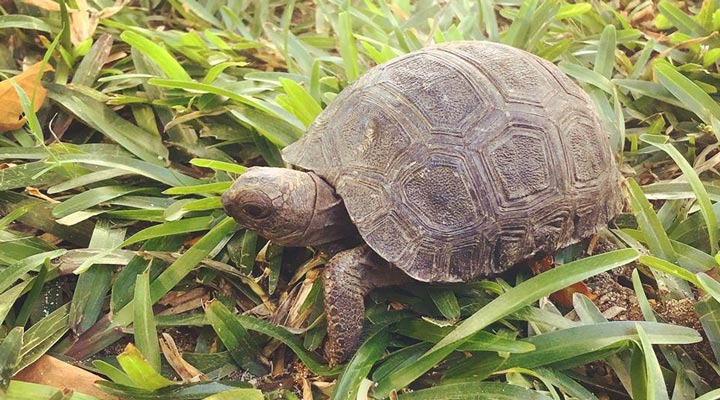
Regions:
[[282, 41, 623, 283]]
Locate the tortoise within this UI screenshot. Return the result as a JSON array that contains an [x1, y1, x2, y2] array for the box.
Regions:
[[221, 41, 624, 365]]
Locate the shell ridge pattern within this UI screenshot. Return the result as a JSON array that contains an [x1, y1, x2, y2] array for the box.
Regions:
[[281, 41, 623, 283]]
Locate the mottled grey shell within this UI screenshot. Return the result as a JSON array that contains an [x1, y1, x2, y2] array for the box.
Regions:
[[282, 41, 623, 283]]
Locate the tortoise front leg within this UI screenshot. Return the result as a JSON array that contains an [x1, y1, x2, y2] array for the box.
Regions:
[[322, 245, 410, 365]]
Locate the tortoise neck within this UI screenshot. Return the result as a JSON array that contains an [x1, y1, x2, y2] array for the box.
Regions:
[[283, 172, 356, 246]]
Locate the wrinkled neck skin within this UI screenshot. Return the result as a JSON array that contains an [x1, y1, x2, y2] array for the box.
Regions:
[[221, 167, 356, 247], [294, 172, 358, 246]]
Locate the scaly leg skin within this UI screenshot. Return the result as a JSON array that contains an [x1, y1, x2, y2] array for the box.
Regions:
[[322, 245, 410, 366]]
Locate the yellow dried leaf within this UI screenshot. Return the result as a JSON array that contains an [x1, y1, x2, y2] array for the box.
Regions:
[[70, 0, 129, 45], [0, 62, 54, 132], [20, 0, 61, 11], [26, 186, 59, 203]]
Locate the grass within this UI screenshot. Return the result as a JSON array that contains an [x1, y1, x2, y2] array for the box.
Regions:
[[0, 0, 720, 399]]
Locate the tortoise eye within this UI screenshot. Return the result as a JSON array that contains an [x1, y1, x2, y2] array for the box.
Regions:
[[242, 203, 271, 219]]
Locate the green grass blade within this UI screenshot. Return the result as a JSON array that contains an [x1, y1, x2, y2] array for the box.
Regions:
[[429, 289, 461, 320], [632, 269, 657, 322], [52, 186, 143, 218], [638, 255, 701, 287], [657, 0, 710, 37], [117, 344, 174, 391], [14, 260, 49, 328], [108, 218, 237, 334], [635, 324, 670, 400], [695, 296, 720, 364], [654, 63, 720, 132], [373, 249, 640, 397], [148, 79, 304, 131], [395, 320, 535, 353], [0, 250, 65, 294], [239, 230, 258, 275], [134, 271, 161, 372], [48, 85, 169, 165], [68, 221, 122, 334], [594, 25, 616, 78], [205, 301, 265, 376], [180, 197, 222, 212], [626, 178, 678, 262], [54, 154, 202, 187], [559, 62, 613, 93], [95, 380, 252, 400], [121, 216, 214, 247], [398, 381, 553, 399], [262, 242, 283, 295], [698, 273, 720, 303], [233, 313, 340, 376], [162, 182, 231, 195], [277, 78, 322, 128], [556, 3, 591, 19], [0, 327, 23, 391], [532, 368, 598, 400], [111, 236, 185, 312], [48, 169, 131, 194], [92, 359, 135, 386], [697, 388, 720, 400], [230, 107, 305, 147], [503, 0, 538, 49], [640, 134, 718, 255], [71, 34, 113, 87], [189, 159, 247, 174], [6, 380, 101, 400], [0, 15, 53, 32], [613, 78, 686, 109], [333, 328, 391, 400], [203, 388, 265, 400], [0, 282, 32, 326], [17, 304, 70, 371], [120, 31, 192, 81], [337, 12, 360, 81], [629, 39, 656, 80], [480, 0, 499, 42], [9, 80, 43, 146], [148, 218, 236, 303], [445, 321, 700, 380]]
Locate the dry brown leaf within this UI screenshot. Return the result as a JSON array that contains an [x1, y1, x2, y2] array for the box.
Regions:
[[70, 0, 129, 45], [25, 186, 60, 203], [631, 7, 655, 26], [301, 377, 313, 400], [13, 355, 117, 400], [105, 51, 128, 64], [272, 349, 286, 376], [158, 288, 208, 307], [39, 233, 64, 246], [285, 270, 319, 328], [389, 4, 408, 21], [0, 62, 54, 132], [21, 0, 60, 11], [156, 292, 210, 315], [159, 333, 208, 383]]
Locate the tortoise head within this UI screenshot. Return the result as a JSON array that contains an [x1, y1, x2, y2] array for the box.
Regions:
[[221, 167, 354, 246]]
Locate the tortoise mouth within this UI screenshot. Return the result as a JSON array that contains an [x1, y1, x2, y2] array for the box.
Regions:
[[220, 190, 243, 223]]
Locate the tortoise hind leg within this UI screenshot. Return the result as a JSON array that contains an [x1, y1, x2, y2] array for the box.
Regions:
[[323, 245, 410, 365]]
